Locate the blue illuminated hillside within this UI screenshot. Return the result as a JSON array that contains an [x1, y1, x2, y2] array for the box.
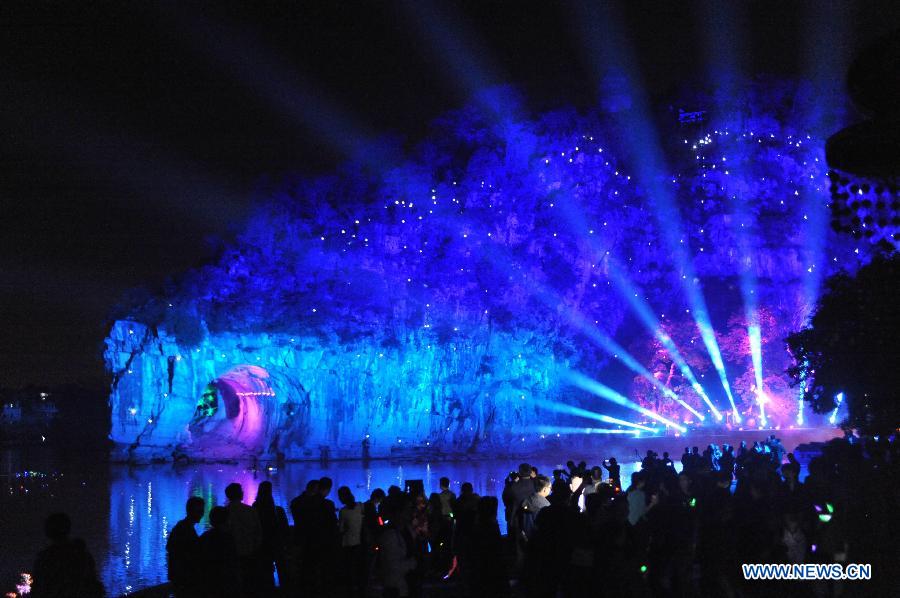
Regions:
[[106, 83, 870, 461]]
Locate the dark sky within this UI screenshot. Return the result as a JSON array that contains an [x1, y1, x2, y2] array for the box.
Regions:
[[1, 1, 896, 389]]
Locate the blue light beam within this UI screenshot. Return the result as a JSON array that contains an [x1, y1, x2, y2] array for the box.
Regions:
[[529, 426, 639, 436], [607, 262, 719, 421], [529, 397, 657, 432], [571, 2, 737, 421], [450, 211, 695, 416], [562, 370, 688, 433], [546, 191, 707, 422]]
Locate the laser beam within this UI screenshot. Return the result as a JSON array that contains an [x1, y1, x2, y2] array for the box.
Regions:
[[530, 397, 657, 432], [562, 370, 688, 433], [529, 425, 640, 436]]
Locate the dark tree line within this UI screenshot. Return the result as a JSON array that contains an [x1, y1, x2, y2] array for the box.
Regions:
[[787, 252, 900, 435]]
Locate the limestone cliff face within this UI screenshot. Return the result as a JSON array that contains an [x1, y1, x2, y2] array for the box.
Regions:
[[105, 320, 563, 462]]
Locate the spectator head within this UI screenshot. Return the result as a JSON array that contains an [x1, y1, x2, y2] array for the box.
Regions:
[[585, 492, 604, 516], [530, 466, 538, 478], [566, 460, 576, 471], [319, 477, 333, 497], [337, 486, 355, 507], [631, 471, 645, 489], [209, 506, 229, 528], [609, 457, 617, 466], [477, 495, 499, 521], [383, 494, 413, 525], [549, 480, 572, 505], [534, 475, 551, 497], [692, 446, 699, 454], [716, 471, 732, 488], [224, 483, 243, 504], [460, 482, 473, 495], [44, 512, 71, 542], [590, 466, 603, 482], [305, 479, 320, 494], [387, 485, 402, 497], [256, 481, 273, 502], [568, 472, 583, 494], [677, 472, 692, 494], [518, 463, 532, 478], [439, 477, 450, 490], [185, 496, 205, 523], [370, 488, 386, 502]]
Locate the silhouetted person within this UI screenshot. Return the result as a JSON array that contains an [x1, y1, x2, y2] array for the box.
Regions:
[[456, 481, 480, 515], [167, 496, 205, 598], [291, 479, 321, 544], [681, 446, 692, 473], [567, 470, 585, 511], [200, 506, 241, 598], [31, 512, 104, 598], [224, 483, 262, 595], [290, 478, 337, 595], [661, 451, 675, 470], [290, 479, 321, 589], [518, 475, 551, 543], [641, 450, 658, 471], [435, 476, 456, 571], [378, 495, 417, 598], [720, 444, 736, 478], [468, 496, 508, 597], [318, 476, 340, 590], [626, 471, 650, 526], [523, 480, 580, 597], [603, 457, 621, 490], [363, 488, 386, 547], [362, 435, 371, 463], [453, 482, 479, 582], [253, 481, 289, 592], [337, 486, 365, 596], [502, 463, 535, 530]]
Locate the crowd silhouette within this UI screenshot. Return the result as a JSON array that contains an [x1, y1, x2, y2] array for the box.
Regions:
[[27, 434, 898, 597]]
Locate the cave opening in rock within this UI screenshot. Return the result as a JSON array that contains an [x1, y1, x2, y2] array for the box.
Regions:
[[190, 365, 274, 444]]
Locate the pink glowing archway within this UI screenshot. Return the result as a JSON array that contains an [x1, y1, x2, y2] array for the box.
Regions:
[[190, 365, 273, 454]]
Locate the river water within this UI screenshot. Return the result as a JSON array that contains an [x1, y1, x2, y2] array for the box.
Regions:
[[0, 428, 838, 596]]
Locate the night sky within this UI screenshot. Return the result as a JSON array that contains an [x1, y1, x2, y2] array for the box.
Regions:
[[1, 1, 896, 389]]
